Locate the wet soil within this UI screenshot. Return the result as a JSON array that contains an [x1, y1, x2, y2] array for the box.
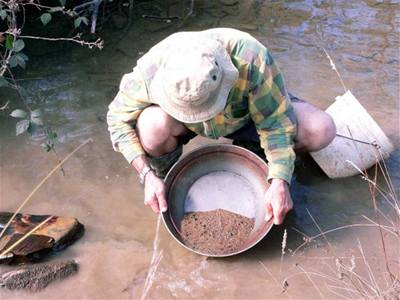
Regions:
[[180, 209, 255, 255]]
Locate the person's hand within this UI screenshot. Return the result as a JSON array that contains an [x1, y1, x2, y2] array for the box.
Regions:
[[264, 178, 293, 225], [143, 171, 168, 213]]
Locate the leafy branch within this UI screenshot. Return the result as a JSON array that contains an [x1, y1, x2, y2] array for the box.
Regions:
[[9, 108, 66, 175], [0, 0, 103, 169]]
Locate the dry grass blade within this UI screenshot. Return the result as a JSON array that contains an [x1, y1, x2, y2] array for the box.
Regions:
[[346, 160, 397, 209], [283, 269, 345, 286], [259, 261, 293, 299], [346, 159, 398, 282], [0, 138, 92, 240], [362, 215, 397, 236], [357, 240, 381, 298], [375, 150, 398, 205], [325, 284, 359, 299], [292, 223, 396, 255], [306, 209, 336, 256], [0, 215, 53, 257], [295, 264, 325, 299], [322, 261, 361, 298], [321, 47, 347, 93]]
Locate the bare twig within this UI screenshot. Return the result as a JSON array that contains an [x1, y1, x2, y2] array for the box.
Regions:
[[18, 34, 104, 49]]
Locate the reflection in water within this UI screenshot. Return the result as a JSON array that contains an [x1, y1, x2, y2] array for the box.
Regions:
[[0, 1, 398, 299]]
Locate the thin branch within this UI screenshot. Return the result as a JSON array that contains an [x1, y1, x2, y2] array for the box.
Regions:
[[19, 35, 104, 49], [0, 215, 53, 257]]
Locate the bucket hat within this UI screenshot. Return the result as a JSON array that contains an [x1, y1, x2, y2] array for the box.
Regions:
[[149, 36, 239, 123]]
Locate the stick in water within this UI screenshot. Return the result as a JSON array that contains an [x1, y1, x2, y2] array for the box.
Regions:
[[0, 216, 53, 257]]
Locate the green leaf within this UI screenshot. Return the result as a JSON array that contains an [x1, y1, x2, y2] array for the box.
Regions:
[[47, 130, 57, 140], [10, 109, 27, 118], [59, 0, 66, 6], [81, 16, 89, 25], [0, 76, 8, 87], [0, 9, 7, 20], [18, 53, 29, 61], [41, 143, 52, 152], [5, 35, 13, 50], [13, 39, 25, 52], [74, 16, 89, 28], [31, 116, 44, 126], [27, 121, 38, 135], [40, 13, 52, 26], [16, 119, 30, 136], [17, 86, 29, 99], [9, 53, 28, 69], [74, 18, 80, 28], [31, 109, 42, 118]]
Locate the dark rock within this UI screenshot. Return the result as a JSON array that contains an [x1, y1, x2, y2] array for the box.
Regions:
[[0, 260, 78, 291], [0, 212, 84, 264]]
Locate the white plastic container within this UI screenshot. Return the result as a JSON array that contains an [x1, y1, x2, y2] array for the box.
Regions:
[[310, 91, 395, 178]]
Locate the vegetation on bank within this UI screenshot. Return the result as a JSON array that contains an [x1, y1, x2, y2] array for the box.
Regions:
[[0, 0, 106, 153]]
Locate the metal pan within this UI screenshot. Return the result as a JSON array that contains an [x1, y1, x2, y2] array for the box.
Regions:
[[162, 144, 273, 257]]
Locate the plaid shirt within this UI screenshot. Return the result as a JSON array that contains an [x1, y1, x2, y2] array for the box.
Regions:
[[107, 28, 297, 183]]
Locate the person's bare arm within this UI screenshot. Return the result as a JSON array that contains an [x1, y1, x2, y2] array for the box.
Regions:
[[107, 69, 168, 213], [264, 178, 293, 224], [131, 155, 167, 213]]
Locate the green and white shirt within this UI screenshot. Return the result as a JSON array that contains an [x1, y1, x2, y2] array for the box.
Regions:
[[107, 28, 297, 183]]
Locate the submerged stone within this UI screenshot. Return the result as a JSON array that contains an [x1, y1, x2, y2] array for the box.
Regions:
[[0, 260, 78, 291], [0, 212, 84, 264]]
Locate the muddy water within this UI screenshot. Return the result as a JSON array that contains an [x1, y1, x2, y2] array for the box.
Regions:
[[1, 0, 399, 299]]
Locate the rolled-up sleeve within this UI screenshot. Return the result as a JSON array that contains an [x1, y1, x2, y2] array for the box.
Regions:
[[249, 50, 297, 184], [107, 67, 152, 163]]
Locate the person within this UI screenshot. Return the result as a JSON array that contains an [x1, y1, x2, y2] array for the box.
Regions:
[[107, 28, 336, 225]]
